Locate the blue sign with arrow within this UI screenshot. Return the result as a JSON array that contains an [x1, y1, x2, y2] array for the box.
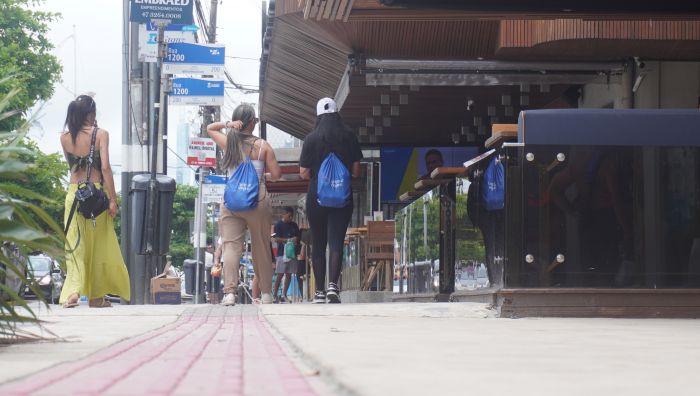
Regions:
[[169, 78, 224, 106], [163, 43, 225, 76], [130, 0, 194, 25]]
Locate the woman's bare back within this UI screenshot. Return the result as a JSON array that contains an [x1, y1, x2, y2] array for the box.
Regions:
[[61, 127, 104, 184]]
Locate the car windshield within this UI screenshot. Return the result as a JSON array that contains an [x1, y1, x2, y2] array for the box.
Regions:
[[28, 256, 52, 273]]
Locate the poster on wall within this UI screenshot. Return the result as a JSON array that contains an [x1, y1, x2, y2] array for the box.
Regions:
[[380, 146, 479, 202]]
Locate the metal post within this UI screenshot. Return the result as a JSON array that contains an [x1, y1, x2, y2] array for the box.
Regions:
[[438, 181, 456, 299], [194, 167, 204, 304], [121, 0, 130, 275], [139, 21, 169, 303]]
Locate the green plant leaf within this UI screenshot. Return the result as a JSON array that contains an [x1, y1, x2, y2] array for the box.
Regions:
[[0, 219, 47, 241]]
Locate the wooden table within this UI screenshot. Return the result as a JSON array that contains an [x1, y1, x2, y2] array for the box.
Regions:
[[485, 123, 518, 148]]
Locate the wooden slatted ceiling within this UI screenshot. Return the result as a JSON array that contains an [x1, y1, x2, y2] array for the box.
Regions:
[[260, 15, 501, 138], [337, 20, 498, 59], [260, 7, 700, 140], [260, 14, 350, 139], [498, 19, 700, 59]]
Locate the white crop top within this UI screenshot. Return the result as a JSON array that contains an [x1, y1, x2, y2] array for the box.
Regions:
[[229, 140, 265, 178]]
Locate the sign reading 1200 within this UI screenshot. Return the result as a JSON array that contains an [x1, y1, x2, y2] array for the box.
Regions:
[[162, 43, 226, 76], [130, 0, 194, 25]]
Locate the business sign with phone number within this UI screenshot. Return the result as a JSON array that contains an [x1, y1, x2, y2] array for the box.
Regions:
[[130, 0, 194, 25]]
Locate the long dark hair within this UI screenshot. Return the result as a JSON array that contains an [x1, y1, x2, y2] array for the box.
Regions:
[[221, 104, 257, 169], [312, 112, 355, 157], [64, 95, 96, 143]]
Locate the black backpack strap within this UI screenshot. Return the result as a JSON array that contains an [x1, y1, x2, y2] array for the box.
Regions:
[[86, 126, 98, 182], [63, 199, 81, 253]]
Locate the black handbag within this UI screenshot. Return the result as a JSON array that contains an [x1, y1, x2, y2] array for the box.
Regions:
[[75, 126, 109, 219], [64, 126, 110, 251]]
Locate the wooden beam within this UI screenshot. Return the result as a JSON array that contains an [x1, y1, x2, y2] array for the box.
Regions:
[[303, 0, 313, 19], [335, 0, 349, 20], [316, 0, 327, 21], [323, 0, 336, 19], [343, 0, 356, 22]]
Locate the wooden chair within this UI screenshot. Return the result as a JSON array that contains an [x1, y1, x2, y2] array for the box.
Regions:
[[362, 221, 395, 291]]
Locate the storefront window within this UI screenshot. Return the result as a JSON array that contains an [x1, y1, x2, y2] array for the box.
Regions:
[[504, 145, 700, 288], [394, 188, 441, 294]]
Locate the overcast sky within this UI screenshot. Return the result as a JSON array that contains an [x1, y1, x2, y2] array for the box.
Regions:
[[27, 0, 265, 178]]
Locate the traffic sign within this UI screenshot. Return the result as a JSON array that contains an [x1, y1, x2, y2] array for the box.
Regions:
[[168, 78, 224, 106], [163, 43, 225, 76], [138, 23, 197, 63], [187, 137, 217, 167], [203, 175, 226, 204], [130, 0, 194, 25]]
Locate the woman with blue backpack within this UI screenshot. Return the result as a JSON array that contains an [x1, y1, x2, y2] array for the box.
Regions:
[[299, 98, 363, 303], [207, 104, 281, 305]]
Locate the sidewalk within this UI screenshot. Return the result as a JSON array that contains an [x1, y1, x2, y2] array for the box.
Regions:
[[262, 303, 700, 396], [1, 302, 699, 395], [0, 303, 320, 396]]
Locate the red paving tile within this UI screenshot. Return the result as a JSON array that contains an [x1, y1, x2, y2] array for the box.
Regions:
[[0, 306, 317, 396]]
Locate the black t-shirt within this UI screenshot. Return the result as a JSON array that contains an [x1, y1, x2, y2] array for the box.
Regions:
[[274, 220, 299, 257], [299, 131, 363, 199]]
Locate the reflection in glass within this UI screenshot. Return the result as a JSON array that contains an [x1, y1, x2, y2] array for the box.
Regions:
[[505, 145, 700, 289], [394, 189, 441, 294]]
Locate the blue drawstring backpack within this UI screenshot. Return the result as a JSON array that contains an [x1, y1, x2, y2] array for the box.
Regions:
[[224, 158, 259, 212], [317, 152, 351, 208], [482, 155, 505, 211]]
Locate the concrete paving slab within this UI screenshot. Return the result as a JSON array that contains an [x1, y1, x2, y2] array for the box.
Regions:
[[261, 303, 700, 396], [0, 302, 187, 384]]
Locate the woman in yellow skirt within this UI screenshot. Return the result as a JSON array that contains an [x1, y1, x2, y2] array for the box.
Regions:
[[59, 95, 130, 308]]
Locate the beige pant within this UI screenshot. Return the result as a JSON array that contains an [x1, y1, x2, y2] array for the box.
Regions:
[[219, 197, 273, 294]]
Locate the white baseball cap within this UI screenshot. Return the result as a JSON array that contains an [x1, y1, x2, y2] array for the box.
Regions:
[[316, 97, 337, 115]]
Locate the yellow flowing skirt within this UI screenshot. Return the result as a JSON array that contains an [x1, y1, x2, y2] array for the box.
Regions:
[[59, 184, 131, 303]]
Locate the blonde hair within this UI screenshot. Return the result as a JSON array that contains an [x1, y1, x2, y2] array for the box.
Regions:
[[221, 104, 257, 169]]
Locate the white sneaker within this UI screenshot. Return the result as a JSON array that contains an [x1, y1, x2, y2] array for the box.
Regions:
[[261, 293, 274, 304], [221, 293, 236, 306]]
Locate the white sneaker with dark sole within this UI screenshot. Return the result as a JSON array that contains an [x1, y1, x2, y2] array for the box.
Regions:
[[312, 290, 326, 304]]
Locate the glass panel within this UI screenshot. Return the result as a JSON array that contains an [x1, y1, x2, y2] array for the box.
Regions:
[[505, 145, 700, 288], [393, 187, 441, 294], [454, 176, 493, 290]]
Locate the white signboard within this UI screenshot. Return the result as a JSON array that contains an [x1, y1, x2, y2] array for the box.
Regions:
[[202, 175, 226, 203], [137, 23, 197, 63], [187, 137, 216, 167], [202, 184, 225, 203]]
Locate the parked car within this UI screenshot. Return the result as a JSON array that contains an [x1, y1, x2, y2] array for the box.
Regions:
[[25, 253, 63, 304]]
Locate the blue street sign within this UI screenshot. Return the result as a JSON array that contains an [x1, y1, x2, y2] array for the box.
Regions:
[[130, 0, 194, 25], [168, 78, 224, 106], [163, 43, 226, 76], [145, 22, 198, 33], [204, 175, 226, 184]]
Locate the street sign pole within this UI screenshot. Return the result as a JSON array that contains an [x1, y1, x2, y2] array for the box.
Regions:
[[144, 20, 169, 255], [194, 166, 203, 304], [128, 0, 192, 304], [142, 19, 170, 303], [187, 137, 217, 304]]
